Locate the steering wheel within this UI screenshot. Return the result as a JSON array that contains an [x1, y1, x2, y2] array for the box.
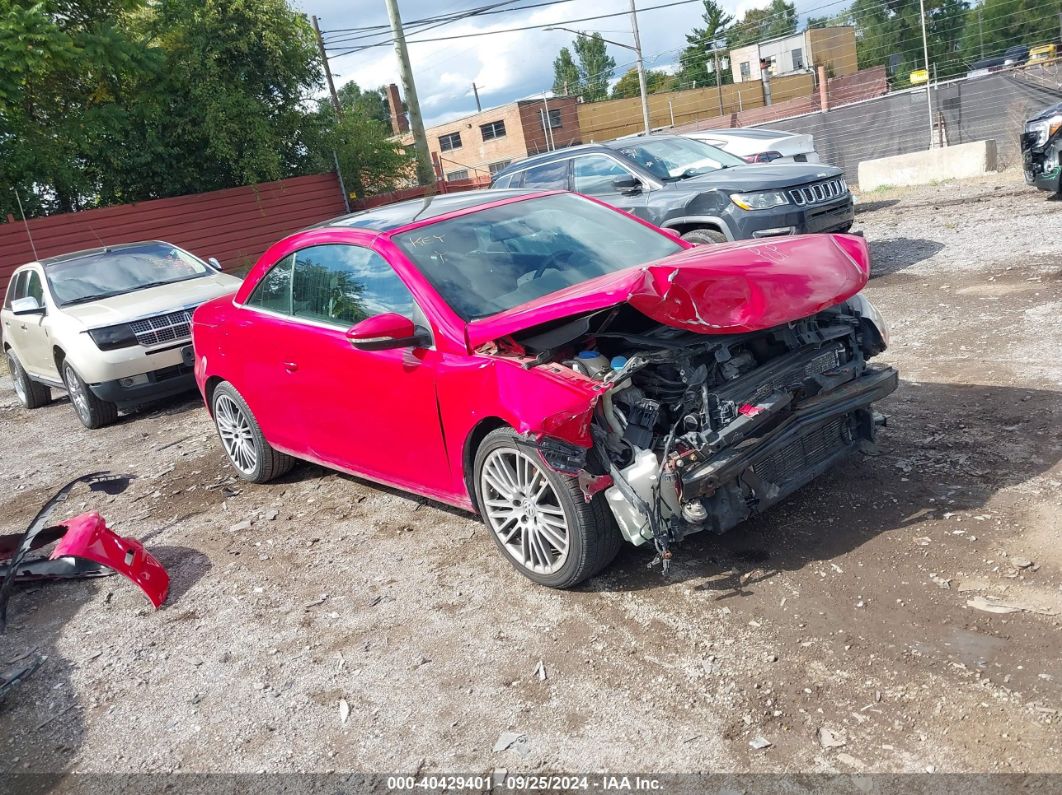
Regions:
[[532, 250, 575, 279]]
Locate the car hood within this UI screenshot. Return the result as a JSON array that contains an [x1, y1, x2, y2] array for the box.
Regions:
[[59, 273, 242, 329], [1027, 100, 1062, 123], [466, 233, 870, 350], [669, 162, 842, 191]]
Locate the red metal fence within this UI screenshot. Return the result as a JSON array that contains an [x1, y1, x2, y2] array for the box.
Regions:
[[350, 175, 492, 211], [0, 172, 348, 284]]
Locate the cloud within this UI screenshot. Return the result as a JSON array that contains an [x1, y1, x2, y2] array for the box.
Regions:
[[298, 0, 787, 125]]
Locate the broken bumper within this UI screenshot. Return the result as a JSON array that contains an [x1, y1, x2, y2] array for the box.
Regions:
[[1021, 134, 1061, 193], [679, 365, 898, 534]]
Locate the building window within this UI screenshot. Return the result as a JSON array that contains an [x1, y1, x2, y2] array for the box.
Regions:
[[488, 160, 512, 175], [739, 61, 751, 80], [480, 120, 506, 141], [439, 132, 462, 151], [792, 48, 804, 69], [445, 169, 469, 181], [547, 109, 563, 128]]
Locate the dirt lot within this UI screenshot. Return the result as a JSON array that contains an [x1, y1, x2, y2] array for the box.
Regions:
[[1, 172, 1060, 777]]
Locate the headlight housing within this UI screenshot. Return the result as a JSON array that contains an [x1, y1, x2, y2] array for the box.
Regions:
[[848, 293, 889, 353], [1025, 113, 1062, 147], [730, 190, 790, 210], [88, 323, 139, 350]]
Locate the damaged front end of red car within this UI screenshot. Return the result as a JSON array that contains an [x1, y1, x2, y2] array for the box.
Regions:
[[478, 234, 898, 568]]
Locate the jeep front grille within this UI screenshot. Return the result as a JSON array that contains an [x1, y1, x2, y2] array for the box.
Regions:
[[789, 178, 847, 206], [129, 309, 194, 346]]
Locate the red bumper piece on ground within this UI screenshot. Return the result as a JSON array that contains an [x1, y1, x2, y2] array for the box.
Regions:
[[49, 513, 169, 609]]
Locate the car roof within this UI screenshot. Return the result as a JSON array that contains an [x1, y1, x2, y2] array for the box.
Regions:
[[688, 128, 791, 140], [490, 144, 614, 180], [318, 189, 543, 231]]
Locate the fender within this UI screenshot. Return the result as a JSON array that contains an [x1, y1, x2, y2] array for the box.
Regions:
[[50, 512, 169, 609], [660, 216, 735, 240]]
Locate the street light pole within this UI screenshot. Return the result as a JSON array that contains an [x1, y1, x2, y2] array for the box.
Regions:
[[628, 0, 651, 135], [545, 20, 650, 136]]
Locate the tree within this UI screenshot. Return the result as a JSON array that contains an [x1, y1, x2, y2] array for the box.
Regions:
[[572, 32, 616, 102], [676, 0, 734, 89], [957, 0, 1054, 66], [727, 0, 798, 48], [335, 82, 391, 124], [610, 68, 675, 99], [552, 47, 580, 95], [848, 0, 969, 85]]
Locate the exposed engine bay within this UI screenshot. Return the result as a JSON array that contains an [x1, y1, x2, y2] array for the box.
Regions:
[[513, 295, 898, 567]]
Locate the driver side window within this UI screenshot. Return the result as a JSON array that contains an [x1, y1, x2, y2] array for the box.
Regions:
[[291, 245, 416, 328], [572, 155, 635, 195]]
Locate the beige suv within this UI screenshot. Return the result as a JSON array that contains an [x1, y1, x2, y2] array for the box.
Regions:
[[2, 241, 241, 428]]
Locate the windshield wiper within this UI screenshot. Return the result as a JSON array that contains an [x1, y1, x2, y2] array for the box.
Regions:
[[60, 290, 134, 306]]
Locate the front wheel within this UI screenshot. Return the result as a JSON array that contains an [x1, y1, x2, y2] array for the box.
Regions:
[[211, 381, 295, 483], [681, 228, 727, 245], [6, 351, 51, 409], [474, 428, 621, 589], [62, 361, 117, 429]]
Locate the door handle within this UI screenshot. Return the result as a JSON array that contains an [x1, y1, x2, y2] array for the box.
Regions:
[[282, 361, 298, 372]]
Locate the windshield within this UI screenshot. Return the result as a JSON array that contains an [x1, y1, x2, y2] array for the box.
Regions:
[[46, 243, 210, 306], [613, 137, 745, 180], [393, 193, 684, 320]]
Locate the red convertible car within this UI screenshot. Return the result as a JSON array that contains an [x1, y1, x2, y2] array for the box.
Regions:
[[192, 190, 896, 588]]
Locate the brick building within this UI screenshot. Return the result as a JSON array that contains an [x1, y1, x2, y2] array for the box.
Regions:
[[391, 92, 582, 181]]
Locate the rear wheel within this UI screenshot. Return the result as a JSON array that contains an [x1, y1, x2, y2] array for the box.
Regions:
[[681, 228, 727, 245], [6, 351, 51, 409], [62, 361, 117, 429], [211, 381, 295, 483], [474, 428, 621, 589]]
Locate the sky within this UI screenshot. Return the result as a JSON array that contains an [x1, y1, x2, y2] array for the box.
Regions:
[[295, 0, 786, 126]]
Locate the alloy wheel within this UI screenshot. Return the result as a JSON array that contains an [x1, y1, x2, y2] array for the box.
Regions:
[[8, 354, 26, 404], [64, 364, 90, 423], [214, 394, 258, 474], [480, 448, 570, 575]]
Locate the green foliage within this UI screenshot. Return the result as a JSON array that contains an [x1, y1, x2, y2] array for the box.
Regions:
[[957, 0, 1059, 65], [676, 0, 734, 89], [610, 68, 675, 99], [848, 0, 969, 85], [727, 0, 798, 48], [552, 47, 580, 96], [0, 0, 408, 218], [573, 33, 617, 102], [334, 82, 391, 125]]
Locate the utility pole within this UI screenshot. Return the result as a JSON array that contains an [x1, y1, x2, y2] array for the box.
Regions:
[[312, 15, 341, 115], [384, 0, 434, 185], [977, 7, 984, 59], [711, 44, 724, 116], [472, 82, 482, 112], [629, 0, 651, 135], [918, 0, 935, 148]]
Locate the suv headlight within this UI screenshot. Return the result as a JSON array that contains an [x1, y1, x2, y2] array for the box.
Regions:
[[1025, 113, 1062, 147], [730, 190, 790, 210], [88, 323, 139, 350]]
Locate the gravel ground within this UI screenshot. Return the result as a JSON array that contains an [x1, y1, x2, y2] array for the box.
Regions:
[[1, 171, 1060, 776]]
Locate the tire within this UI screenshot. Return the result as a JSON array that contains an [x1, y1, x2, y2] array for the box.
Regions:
[[474, 428, 621, 589], [62, 361, 117, 429], [6, 350, 51, 409], [681, 228, 728, 245], [211, 381, 295, 483]]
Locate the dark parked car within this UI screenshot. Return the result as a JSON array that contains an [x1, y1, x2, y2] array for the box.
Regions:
[[1021, 100, 1061, 195], [490, 135, 854, 245]]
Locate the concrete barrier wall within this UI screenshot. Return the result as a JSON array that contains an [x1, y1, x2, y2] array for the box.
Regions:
[[857, 139, 998, 191]]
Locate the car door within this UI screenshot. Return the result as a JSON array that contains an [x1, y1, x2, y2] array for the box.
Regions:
[[571, 154, 651, 219], [3, 269, 52, 378], [14, 269, 57, 377], [281, 243, 451, 495]]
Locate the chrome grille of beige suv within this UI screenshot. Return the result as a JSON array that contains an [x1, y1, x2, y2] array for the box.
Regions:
[[129, 308, 194, 346]]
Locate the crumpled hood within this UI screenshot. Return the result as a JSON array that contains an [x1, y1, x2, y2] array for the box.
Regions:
[[466, 233, 870, 349], [669, 162, 843, 191], [1027, 100, 1062, 124]]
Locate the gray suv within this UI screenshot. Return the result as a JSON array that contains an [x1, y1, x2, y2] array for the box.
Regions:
[[491, 135, 854, 244]]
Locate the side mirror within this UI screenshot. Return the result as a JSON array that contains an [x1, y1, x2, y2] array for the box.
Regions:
[[11, 296, 44, 316], [612, 175, 642, 194], [345, 313, 428, 351], [207, 257, 223, 271]]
